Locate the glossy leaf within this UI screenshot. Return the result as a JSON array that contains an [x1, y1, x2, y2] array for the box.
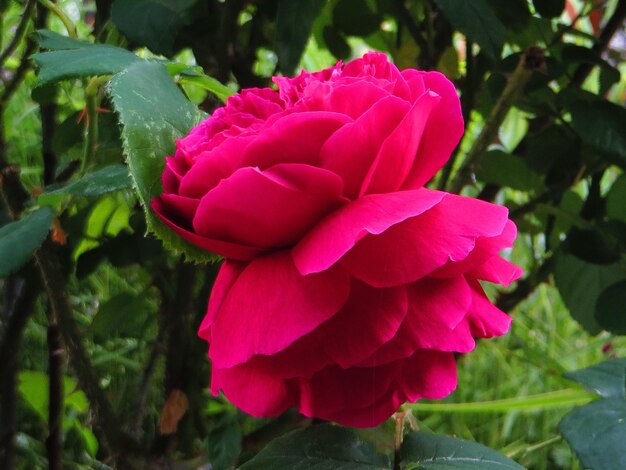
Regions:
[[239, 424, 391, 470], [400, 431, 525, 469], [559, 398, 626, 470], [553, 252, 626, 335], [0, 207, 53, 277], [108, 60, 215, 263], [206, 414, 242, 470], [476, 150, 545, 192], [433, 0, 506, 60], [111, 0, 199, 56], [43, 165, 132, 198], [32, 30, 140, 86], [565, 358, 626, 399]]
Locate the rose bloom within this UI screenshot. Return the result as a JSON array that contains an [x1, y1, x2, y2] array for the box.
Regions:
[[152, 52, 522, 427]]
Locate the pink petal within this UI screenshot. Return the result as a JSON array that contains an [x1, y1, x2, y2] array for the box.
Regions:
[[466, 279, 512, 338], [209, 252, 350, 368], [292, 189, 446, 275], [319, 95, 410, 198], [361, 277, 474, 367], [340, 193, 510, 287], [401, 71, 464, 189], [401, 349, 458, 401], [241, 111, 351, 169], [151, 197, 266, 260], [431, 220, 518, 278], [315, 80, 392, 118], [360, 90, 440, 195], [469, 256, 523, 287], [211, 364, 292, 418], [198, 260, 246, 341], [193, 164, 346, 248]]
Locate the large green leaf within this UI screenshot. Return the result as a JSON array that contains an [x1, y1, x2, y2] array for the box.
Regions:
[[476, 150, 545, 192], [400, 432, 525, 469], [111, 0, 199, 56], [43, 165, 132, 198], [559, 398, 626, 470], [205, 414, 242, 470], [107, 60, 215, 262], [553, 252, 626, 335], [433, 0, 506, 61], [91, 292, 155, 340], [565, 359, 626, 399], [32, 30, 141, 86], [606, 173, 626, 222], [0, 207, 53, 277], [239, 424, 391, 470]]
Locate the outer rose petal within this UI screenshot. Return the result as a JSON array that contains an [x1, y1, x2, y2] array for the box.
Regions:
[[469, 256, 523, 287], [466, 279, 512, 338], [340, 192, 510, 287], [401, 70, 464, 189], [292, 189, 446, 275], [209, 252, 350, 368], [152, 197, 266, 260], [193, 164, 347, 248]]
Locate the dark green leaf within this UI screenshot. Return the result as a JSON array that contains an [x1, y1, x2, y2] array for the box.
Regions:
[[433, 0, 506, 60], [559, 398, 626, 470], [333, 0, 381, 37], [596, 280, 626, 335], [111, 0, 199, 56], [607, 173, 626, 222], [32, 30, 141, 86], [107, 60, 215, 263], [532, 0, 565, 18], [275, 0, 325, 74], [178, 69, 235, 103], [0, 207, 53, 277], [323, 25, 351, 60], [239, 424, 391, 470], [476, 150, 545, 192], [564, 94, 626, 165], [553, 252, 626, 335], [43, 165, 131, 198], [567, 227, 621, 265], [33, 29, 85, 50], [400, 431, 525, 469], [565, 358, 626, 399], [485, 0, 531, 31], [206, 414, 242, 470]]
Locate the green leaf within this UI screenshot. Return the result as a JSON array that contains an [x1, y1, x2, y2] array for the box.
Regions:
[[107, 60, 215, 263], [0, 207, 53, 278], [92, 292, 155, 340], [596, 280, 626, 335], [275, 0, 325, 74], [333, 0, 381, 37], [111, 0, 199, 56], [565, 358, 626, 399], [532, 0, 565, 18], [606, 173, 626, 222], [433, 0, 506, 61], [43, 165, 131, 199], [564, 95, 626, 166], [206, 414, 242, 470], [559, 398, 626, 470], [32, 30, 141, 86], [239, 424, 391, 470], [476, 150, 545, 192], [18, 371, 90, 422], [33, 29, 85, 50], [553, 251, 626, 335], [177, 69, 235, 103], [323, 25, 351, 60], [400, 431, 525, 469]]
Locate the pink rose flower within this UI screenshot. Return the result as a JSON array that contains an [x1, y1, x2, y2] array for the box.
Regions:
[[152, 52, 522, 427]]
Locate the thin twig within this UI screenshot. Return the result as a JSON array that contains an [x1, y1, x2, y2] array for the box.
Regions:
[[46, 321, 63, 470], [449, 46, 545, 194]]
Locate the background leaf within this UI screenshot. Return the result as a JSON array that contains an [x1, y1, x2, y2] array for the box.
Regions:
[[0, 207, 53, 277], [565, 358, 626, 399]]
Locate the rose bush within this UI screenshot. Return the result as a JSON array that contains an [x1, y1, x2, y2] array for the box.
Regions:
[[152, 52, 522, 427]]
